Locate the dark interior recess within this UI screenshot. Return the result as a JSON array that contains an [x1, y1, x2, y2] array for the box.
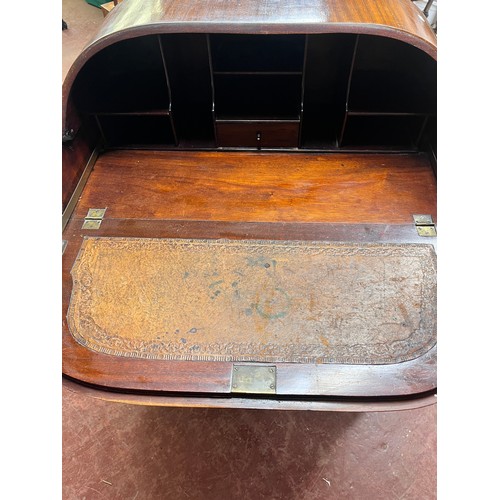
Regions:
[[96, 114, 176, 147], [347, 35, 437, 113], [161, 34, 216, 147], [71, 35, 171, 113], [340, 114, 427, 149], [210, 34, 305, 73], [70, 33, 436, 152], [301, 34, 357, 148], [213, 74, 303, 120]]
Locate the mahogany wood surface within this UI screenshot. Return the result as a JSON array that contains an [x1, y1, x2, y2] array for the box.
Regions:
[[216, 121, 300, 148], [93, 0, 436, 45], [62, 376, 437, 412], [65, 218, 435, 245], [73, 150, 437, 224]]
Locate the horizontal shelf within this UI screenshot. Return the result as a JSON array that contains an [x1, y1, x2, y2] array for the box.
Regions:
[[338, 144, 419, 152], [216, 117, 300, 123], [346, 110, 431, 117], [92, 109, 171, 117], [176, 139, 217, 149], [216, 117, 301, 123], [213, 71, 303, 76]]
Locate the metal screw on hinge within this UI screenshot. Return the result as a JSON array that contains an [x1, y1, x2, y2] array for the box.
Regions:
[[62, 129, 75, 143]]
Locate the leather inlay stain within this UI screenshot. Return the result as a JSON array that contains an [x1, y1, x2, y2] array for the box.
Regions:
[[67, 237, 436, 364]]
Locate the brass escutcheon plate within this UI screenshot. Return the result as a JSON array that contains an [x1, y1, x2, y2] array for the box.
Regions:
[[232, 365, 276, 394]]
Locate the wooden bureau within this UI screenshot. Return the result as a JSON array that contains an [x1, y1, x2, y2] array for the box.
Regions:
[[62, 0, 437, 411]]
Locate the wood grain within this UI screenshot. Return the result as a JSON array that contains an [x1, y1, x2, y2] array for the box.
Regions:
[[216, 121, 300, 148], [73, 150, 436, 224], [62, 376, 437, 412]]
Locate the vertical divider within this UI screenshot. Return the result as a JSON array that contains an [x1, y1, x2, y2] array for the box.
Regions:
[[338, 34, 359, 148], [94, 115, 107, 145], [206, 34, 218, 146], [157, 34, 178, 146], [298, 35, 309, 149], [415, 114, 430, 149]]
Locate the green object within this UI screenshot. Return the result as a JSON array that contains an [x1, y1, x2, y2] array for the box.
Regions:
[[86, 0, 109, 7]]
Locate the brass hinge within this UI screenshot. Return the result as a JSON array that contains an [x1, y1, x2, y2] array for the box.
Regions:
[[413, 214, 437, 237], [231, 365, 277, 394], [82, 208, 107, 230]]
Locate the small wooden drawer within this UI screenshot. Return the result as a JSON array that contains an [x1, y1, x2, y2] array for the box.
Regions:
[[216, 120, 299, 148]]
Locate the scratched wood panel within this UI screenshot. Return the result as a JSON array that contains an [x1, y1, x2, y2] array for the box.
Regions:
[[74, 150, 436, 223]]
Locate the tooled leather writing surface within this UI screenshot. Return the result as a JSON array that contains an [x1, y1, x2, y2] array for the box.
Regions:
[[68, 237, 436, 365]]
